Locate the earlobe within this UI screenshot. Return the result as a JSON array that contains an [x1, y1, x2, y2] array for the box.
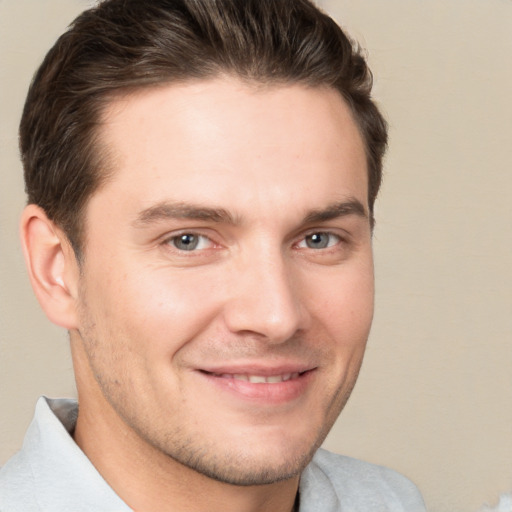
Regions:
[[20, 204, 80, 329]]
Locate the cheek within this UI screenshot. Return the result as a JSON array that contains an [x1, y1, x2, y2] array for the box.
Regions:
[[85, 263, 225, 355], [306, 261, 374, 337]]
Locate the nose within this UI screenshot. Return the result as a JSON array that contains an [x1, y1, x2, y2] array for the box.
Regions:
[[222, 250, 309, 343]]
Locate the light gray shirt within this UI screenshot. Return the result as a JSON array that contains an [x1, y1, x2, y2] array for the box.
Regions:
[[0, 397, 427, 511]]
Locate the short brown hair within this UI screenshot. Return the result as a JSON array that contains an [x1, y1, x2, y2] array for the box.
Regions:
[[20, 0, 387, 257]]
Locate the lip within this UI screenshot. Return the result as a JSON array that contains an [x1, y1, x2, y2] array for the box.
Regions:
[[199, 362, 314, 377], [196, 363, 317, 403]]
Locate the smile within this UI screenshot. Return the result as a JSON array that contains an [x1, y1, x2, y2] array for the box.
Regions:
[[212, 372, 301, 383], [198, 368, 315, 404]]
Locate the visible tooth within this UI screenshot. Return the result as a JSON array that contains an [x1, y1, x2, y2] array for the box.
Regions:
[[220, 373, 301, 384], [248, 375, 267, 383]]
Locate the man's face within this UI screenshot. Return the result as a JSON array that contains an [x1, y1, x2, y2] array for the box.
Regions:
[[72, 78, 374, 485]]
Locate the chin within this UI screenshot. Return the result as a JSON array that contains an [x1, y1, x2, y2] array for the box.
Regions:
[[165, 428, 324, 487], [180, 448, 315, 487]]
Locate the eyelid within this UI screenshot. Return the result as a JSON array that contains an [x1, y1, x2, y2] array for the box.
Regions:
[[296, 226, 349, 243]]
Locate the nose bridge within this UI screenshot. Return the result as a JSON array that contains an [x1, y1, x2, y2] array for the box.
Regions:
[[223, 243, 307, 342]]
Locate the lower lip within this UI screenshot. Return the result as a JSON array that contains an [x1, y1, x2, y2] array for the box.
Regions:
[[198, 370, 315, 404]]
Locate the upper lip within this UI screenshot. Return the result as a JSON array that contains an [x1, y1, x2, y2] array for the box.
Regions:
[[198, 363, 316, 376]]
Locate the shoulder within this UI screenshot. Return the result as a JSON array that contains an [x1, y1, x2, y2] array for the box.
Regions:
[[0, 450, 39, 512], [0, 397, 77, 511], [299, 448, 427, 512]]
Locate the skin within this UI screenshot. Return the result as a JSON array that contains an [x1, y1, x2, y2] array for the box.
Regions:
[[22, 77, 374, 512]]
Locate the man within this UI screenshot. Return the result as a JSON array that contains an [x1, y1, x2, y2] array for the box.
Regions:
[[0, 0, 426, 510]]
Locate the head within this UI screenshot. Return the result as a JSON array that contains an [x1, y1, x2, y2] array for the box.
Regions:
[[20, 0, 387, 260], [20, 0, 387, 494]]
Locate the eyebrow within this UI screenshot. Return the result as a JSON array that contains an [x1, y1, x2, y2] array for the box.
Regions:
[[133, 198, 368, 228], [133, 202, 238, 227], [302, 199, 368, 224]]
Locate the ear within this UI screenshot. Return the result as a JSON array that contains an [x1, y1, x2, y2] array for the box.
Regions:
[[20, 204, 80, 329]]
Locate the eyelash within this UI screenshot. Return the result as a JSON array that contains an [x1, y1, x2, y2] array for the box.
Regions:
[[296, 232, 342, 250], [164, 233, 215, 252], [163, 230, 345, 253]]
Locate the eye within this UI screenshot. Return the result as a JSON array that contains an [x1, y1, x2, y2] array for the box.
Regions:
[[298, 232, 341, 250], [168, 233, 213, 251]]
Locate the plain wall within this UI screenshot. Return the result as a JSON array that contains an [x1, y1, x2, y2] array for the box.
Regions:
[[1, 2, 511, 512]]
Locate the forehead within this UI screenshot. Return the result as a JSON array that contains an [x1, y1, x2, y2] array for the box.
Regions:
[[90, 78, 368, 224]]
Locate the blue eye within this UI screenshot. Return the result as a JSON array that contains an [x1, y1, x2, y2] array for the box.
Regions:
[[170, 234, 211, 251], [300, 232, 340, 249]]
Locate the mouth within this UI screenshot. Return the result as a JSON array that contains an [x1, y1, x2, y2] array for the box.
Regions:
[[204, 371, 303, 384], [197, 367, 316, 403]]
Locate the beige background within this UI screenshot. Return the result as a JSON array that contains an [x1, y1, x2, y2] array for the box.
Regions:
[[1, 1, 511, 511]]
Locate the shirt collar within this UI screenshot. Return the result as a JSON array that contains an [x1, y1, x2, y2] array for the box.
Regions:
[[23, 396, 132, 512]]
